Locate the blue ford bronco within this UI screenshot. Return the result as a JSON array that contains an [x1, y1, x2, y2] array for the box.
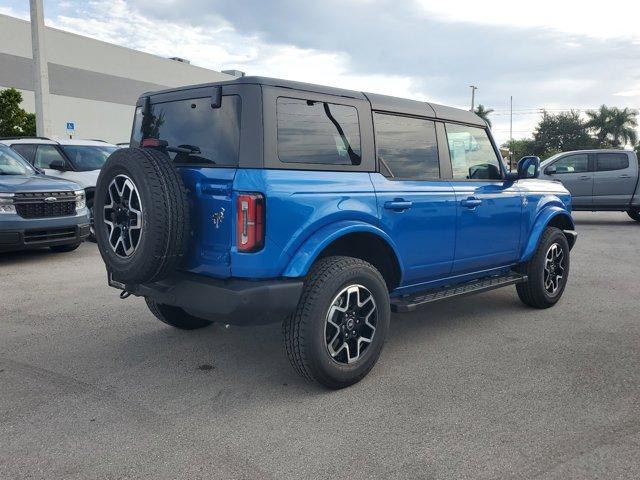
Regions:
[[95, 77, 576, 388]]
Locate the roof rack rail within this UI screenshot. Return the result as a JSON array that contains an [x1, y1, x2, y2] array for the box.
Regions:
[[0, 136, 52, 141], [86, 139, 108, 143]]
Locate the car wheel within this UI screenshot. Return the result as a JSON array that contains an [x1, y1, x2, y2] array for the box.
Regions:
[[87, 200, 97, 243], [627, 208, 640, 222], [283, 256, 390, 389], [516, 227, 570, 309], [94, 148, 190, 285], [145, 298, 213, 330], [50, 243, 81, 253]]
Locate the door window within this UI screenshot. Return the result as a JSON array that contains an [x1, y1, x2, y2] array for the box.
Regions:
[[596, 153, 629, 172], [34, 145, 68, 169], [445, 124, 502, 180], [10, 144, 37, 163], [550, 154, 589, 174], [277, 97, 361, 165], [373, 113, 439, 179]]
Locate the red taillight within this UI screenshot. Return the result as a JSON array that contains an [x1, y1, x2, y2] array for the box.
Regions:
[[141, 138, 161, 147], [236, 193, 265, 252]]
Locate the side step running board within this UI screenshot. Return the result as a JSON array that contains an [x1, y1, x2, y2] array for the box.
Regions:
[[390, 272, 527, 313]]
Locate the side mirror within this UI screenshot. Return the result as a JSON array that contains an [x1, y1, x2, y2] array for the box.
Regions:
[[545, 165, 557, 175], [49, 159, 66, 171], [517, 156, 540, 179]]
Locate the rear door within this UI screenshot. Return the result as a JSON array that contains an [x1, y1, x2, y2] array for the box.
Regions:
[[543, 153, 593, 207], [444, 123, 522, 274], [371, 113, 457, 286], [130, 89, 242, 278], [592, 152, 636, 207]]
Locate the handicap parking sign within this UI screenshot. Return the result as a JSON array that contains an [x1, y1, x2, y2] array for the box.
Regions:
[[66, 121, 75, 132]]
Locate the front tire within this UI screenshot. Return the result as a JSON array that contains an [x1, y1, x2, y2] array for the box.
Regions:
[[145, 298, 213, 330], [516, 227, 570, 309], [628, 208, 640, 222], [283, 256, 390, 389]]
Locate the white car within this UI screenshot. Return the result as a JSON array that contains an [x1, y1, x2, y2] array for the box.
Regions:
[[0, 137, 119, 240]]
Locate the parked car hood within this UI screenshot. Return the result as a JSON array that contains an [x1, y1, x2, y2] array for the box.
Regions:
[[0, 174, 81, 193], [46, 169, 100, 189]]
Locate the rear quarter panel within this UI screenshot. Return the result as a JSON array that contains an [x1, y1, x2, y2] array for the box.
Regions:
[[231, 169, 379, 278]]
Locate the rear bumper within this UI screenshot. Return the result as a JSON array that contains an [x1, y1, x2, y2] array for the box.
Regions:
[[0, 223, 90, 252], [113, 272, 304, 326]]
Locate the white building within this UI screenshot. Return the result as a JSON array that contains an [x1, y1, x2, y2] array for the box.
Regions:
[[0, 14, 235, 143]]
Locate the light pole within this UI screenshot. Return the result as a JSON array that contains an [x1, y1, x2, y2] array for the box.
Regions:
[[29, 0, 51, 137], [469, 85, 478, 112]]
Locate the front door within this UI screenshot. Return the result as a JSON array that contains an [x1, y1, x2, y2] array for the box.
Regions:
[[371, 113, 456, 287], [544, 153, 593, 207], [444, 123, 523, 274]]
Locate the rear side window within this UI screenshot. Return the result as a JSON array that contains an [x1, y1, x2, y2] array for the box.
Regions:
[[131, 95, 241, 166], [373, 113, 439, 179], [446, 124, 502, 180], [596, 152, 629, 171], [277, 97, 361, 165], [10, 144, 37, 163], [552, 154, 589, 174]]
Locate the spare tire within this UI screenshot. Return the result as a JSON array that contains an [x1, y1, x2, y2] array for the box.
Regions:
[[94, 147, 190, 285]]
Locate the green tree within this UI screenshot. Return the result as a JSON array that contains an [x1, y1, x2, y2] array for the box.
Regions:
[[533, 110, 593, 155], [503, 138, 536, 161], [0, 88, 36, 137], [474, 104, 494, 128], [586, 105, 638, 148]]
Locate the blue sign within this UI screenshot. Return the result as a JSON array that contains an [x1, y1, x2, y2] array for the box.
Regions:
[[66, 122, 75, 131]]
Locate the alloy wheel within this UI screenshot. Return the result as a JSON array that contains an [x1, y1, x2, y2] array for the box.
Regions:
[[544, 243, 565, 295], [103, 174, 143, 258]]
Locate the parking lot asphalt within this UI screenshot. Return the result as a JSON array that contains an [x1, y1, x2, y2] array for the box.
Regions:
[[1, 211, 639, 480]]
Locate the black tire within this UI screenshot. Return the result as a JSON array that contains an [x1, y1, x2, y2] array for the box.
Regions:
[[94, 148, 190, 285], [283, 256, 391, 389], [628, 208, 640, 222], [516, 227, 570, 309], [87, 200, 96, 243], [50, 243, 81, 253], [145, 298, 213, 330]]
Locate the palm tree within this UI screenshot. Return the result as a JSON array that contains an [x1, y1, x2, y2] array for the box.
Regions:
[[474, 104, 494, 128], [586, 105, 638, 147]]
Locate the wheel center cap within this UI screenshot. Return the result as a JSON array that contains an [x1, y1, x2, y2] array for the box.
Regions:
[[346, 318, 355, 330]]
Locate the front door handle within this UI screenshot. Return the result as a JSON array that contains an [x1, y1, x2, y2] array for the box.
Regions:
[[619, 174, 631, 178], [384, 199, 412, 211], [461, 197, 482, 209], [579, 175, 591, 180]]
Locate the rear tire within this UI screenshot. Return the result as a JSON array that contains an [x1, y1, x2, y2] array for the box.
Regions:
[[50, 243, 80, 253], [283, 256, 390, 389], [628, 208, 640, 222], [145, 298, 213, 330], [516, 227, 570, 309]]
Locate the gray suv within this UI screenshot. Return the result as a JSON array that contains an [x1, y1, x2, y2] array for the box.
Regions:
[[539, 149, 640, 221], [0, 144, 90, 252]]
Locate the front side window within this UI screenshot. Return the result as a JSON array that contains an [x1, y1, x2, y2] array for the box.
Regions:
[[596, 153, 629, 172], [0, 146, 34, 175], [446, 124, 502, 180], [34, 145, 68, 169], [374, 113, 439, 179], [131, 95, 241, 166], [61, 145, 118, 171], [277, 97, 361, 165], [552, 154, 589, 174]]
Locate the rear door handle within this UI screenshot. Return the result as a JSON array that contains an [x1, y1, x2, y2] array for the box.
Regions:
[[579, 175, 591, 180], [619, 174, 631, 178], [461, 197, 482, 208], [384, 199, 412, 211]]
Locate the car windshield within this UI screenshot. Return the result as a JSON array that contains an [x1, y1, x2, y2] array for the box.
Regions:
[[0, 146, 35, 175], [61, 145, 118, 171]]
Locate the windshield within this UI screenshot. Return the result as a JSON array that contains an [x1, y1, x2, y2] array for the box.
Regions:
[[60, 145, 118, 171], [131, 95, 241, 166], [0, 146, 35, 175]]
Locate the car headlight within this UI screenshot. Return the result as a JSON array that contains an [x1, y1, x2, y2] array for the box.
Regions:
[[74, 189, 86, 210], [0, 193, 16, 214]]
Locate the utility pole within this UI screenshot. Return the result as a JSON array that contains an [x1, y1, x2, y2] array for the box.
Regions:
[[29, 0, 51, 137], [469, 85, 478, 112], [509, 95, 513, 168]]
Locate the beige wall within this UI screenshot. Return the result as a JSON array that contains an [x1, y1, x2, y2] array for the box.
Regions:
[[0, 14, 235, 143]]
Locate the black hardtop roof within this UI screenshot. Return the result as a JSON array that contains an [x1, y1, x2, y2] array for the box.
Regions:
[[141, 76, 486, 127]]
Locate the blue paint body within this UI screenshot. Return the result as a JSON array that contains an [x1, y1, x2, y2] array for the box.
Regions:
[[175, 167, 573, 297]]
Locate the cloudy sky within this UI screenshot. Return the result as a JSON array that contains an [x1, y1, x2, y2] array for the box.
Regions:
[[2, 0, 640, 144]]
